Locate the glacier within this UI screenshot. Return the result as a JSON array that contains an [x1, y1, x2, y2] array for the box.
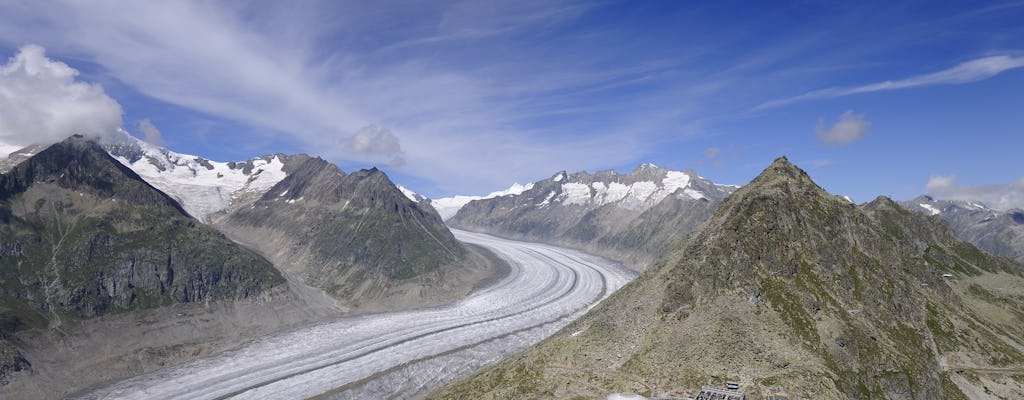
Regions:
[[79, 230, 635, 400]]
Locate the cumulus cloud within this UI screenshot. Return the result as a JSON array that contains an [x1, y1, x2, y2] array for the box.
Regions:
[[757, 55, 1024, 110], [137, 118, 163, 146], [815, 110, 870, 146], [342, 125, 405, 167], [0, 44, 122, 146], [925, 175, 957, 192], [925, 175, 1024, 211]]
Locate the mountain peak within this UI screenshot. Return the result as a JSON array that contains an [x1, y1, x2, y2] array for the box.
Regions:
[[1, 135, 187, 215], [728, 156, 826, 205], [759, 155, 810, 181]]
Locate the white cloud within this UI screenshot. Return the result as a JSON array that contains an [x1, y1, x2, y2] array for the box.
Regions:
[[757, 55, 1024, 110], [926, 175, 957, 192], [925, 175, 1024, 211], [815, 110, 870, 146], [0, 44, 122, 146], [137, 118, 163, 146], [0, 1, 657, 195], [342, 125, 405, 167]]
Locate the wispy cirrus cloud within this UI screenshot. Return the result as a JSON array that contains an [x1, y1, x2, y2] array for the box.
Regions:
[[756, 55, 1024, 110], [0, 1, 683, 194]]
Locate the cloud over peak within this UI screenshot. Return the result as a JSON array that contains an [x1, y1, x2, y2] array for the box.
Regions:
[[925, 175, 1024, 211], [815, 110, 870, 146], [342, 125, 405, 167], [0, 44, 123, 146]]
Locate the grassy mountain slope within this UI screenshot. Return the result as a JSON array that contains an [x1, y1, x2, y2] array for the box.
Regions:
[[430, 157, 1024, 399]]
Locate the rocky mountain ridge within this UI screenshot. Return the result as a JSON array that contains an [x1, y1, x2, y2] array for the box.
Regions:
[[213, 156, 494, 312], [432, 157, 1024, 399], [903, 195, 1024, 264], [449, 163, 736, 269]]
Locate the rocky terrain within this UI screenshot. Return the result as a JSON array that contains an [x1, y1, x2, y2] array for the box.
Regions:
[[430, 157, 1024, 399], [213, 157, 493, 312], [449, 164, 735, 270], [904, 195, 1024, 264], [0, 136, 334, 398]]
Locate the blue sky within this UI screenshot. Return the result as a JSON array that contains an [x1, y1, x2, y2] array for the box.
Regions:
[[0, 1, 1022, 206]]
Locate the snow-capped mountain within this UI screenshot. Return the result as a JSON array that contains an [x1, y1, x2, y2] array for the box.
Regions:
[[448, 163, 736, 270], [903, 195, 1024, 263], [105, 131, 295, 222], [431, 182, 534, 220]]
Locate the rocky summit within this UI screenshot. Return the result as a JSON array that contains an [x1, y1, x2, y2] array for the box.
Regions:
[[430, 157, 1024, 399]]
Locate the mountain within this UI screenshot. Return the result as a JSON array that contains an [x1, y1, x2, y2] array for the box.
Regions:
[[103, 133, 497, 312], [104, 132, 297, 223], [449, 164, 735, 269], [211, 157, 496, 312], [0, 143, 50, 174], [903, 195, 1024, 264], [432, 182, 534, 220], [0, 136, 328, 397], [431, 157, 1024, 399]]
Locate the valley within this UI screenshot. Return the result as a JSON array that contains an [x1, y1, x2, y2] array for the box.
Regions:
[[75, 230, 635, 400]]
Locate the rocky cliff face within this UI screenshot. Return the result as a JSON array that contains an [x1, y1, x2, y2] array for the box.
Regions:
[[213, 157, 486, 312], [903, 195, 1024, 264], [449, 164, 734, 269], [0, 136, 308, 395], [432, 157, 1024, 400]]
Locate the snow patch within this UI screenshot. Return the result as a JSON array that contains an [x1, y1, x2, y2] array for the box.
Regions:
[[432, 182, 535, 220], [397, 185, 419, 203], [682, 188, 705, 200], [919, 203, 941, 216], [538, 191, 557, 206], [559, 182, 592, 206]]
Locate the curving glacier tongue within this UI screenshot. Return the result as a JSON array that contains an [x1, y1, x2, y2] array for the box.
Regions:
[[78, 230, 635, 400]]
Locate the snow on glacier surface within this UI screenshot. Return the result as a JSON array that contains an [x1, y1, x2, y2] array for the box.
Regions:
[[111, 137, 287, 222], [81, 230, 636, 400]]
